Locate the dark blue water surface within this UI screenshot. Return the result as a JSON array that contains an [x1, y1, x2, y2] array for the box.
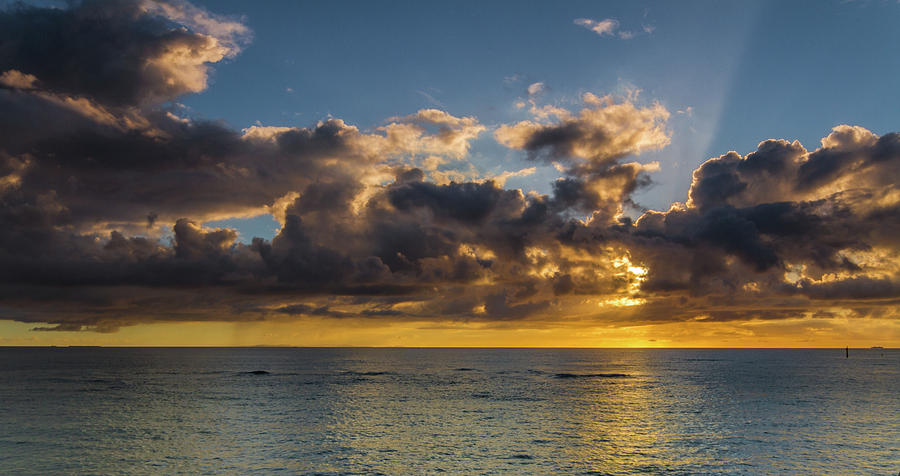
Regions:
[[0, 348, 897, 474]]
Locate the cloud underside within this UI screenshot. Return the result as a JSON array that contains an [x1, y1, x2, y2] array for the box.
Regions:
[[1, 0, 898, 333]]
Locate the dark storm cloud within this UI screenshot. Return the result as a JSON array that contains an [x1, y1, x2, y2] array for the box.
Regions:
[[0, 1, 898, 332], [0, 0, 248, 107], [0, 92, 366, 227], [388, 179, 521, 224], [0, 0, 381, 231], [687, 127, 900, 211], [273, 304, 353, 318], [619, 128, 900, 322], [789, 276, 900, 301]]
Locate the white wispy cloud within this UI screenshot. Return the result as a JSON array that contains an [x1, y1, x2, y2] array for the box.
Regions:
[[527, 82, 545, 97], [574, 18, 619, 36], [574, 17, 652, 40], [416, 90, 444, 108]]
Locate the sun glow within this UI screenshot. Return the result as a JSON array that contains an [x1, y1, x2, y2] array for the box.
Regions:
[[600, 255, 649, 307], [602, 296, 647, 307]]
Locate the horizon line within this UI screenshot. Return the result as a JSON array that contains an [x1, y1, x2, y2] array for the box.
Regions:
[[1, 345, 894, 350]]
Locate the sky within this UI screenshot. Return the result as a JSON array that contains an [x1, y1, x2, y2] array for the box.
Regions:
[[0, 0, 898, 347]]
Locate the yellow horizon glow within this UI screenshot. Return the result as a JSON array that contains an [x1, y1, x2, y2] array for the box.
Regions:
[[1, 316, 897, 348]]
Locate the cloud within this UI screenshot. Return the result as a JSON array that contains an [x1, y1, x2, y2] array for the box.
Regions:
[[574, 17, 650, 40], [0, 0, 249, 107], [574, 18, 619, 36], [495, 93, 670, 167], [527, 82, 545, 97], [0, 0, 897, 334], [626, 126, 900, 324], [0, 69, 37, 89], [416, 89, 445, 108], [491, 167, 536, 187], [139, 0, 250, 51]]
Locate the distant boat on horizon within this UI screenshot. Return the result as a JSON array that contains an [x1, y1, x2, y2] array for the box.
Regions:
[[870, 346, 884, 349]]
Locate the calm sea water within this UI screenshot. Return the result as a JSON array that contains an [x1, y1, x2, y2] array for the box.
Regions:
[[0, 348, 897, 475]]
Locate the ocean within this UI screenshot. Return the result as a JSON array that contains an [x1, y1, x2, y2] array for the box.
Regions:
[[0, 347, 897, 474]]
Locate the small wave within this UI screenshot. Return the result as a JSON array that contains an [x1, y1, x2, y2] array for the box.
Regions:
[[553, 372, 630, 379], [341, 370, 394, 376], [508, 454, 534, 460], [454, 367, 477, 371], [470, 392, 545, 402], [496, 396, 545, 402], [245, 370, 270, 375]]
